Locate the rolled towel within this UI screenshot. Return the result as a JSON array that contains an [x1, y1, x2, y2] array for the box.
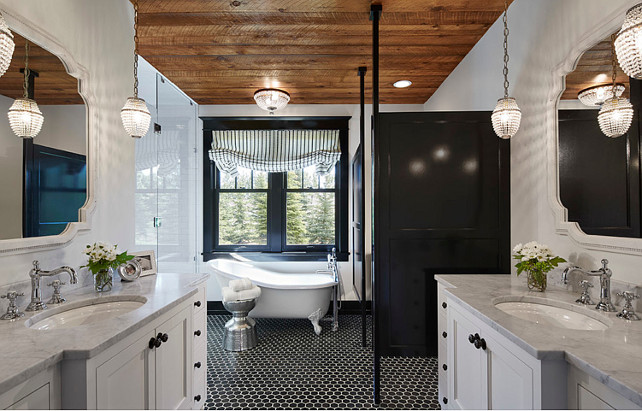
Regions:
[[237, 286, 261, 301], [229, 278, 253, 292], [222, 285, 261, 302]]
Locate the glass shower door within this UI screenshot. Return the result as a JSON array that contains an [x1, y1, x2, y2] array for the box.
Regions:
[[155, 75, 198, 273]]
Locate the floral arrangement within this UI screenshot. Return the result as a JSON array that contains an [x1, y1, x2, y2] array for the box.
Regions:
[[82, 242, 134, 292], [512, 241, 566, 291]]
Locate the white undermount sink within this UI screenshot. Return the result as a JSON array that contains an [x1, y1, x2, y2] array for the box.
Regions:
[[494, 299, 611, 331], [26, 296, 147, 330]]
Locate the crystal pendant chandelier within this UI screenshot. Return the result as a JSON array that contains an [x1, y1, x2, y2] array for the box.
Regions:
[[7, 40, 43, 139], [0, 12, 15, 78], [121, 0, 151, 138], [491, 0, 521, 140], [599, 35, 634, 138], [253, 88, 290, 114], [615, 3, 642, 79], [577, 83, 625, 107]]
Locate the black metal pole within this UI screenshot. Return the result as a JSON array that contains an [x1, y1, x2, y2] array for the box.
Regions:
[[370, 3, 382, 406], [357, 66, 367, 348]]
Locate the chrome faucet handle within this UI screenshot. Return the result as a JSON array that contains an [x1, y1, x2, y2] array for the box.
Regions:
[[616, 291, 640, 321], [1, 291, 25, 320], [47, 280, 66, 304], [576, 280, 595, 305]]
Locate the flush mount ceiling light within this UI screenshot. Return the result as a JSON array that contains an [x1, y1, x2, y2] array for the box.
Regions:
[[615, 3, 642, 79], [253, 88, 290, 115], [599, 35, 634, 139], [7, 40, 43, 139], [491, 0, 521, 140], [121, 0, 151, 138], [0, 12, 15, 78], [393, 80, 412, 88], [577, 83, 625, 107]]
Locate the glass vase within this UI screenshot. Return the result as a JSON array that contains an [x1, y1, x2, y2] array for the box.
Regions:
[[527, 270, 547, 292], [94, 267, 113, 292]]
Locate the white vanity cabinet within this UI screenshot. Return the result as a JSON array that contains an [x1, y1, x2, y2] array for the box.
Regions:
[[442, 295, 566, 410], [567, 366, 638, 410], [61, 284, 207, 410], [0, 366, 61, 410]]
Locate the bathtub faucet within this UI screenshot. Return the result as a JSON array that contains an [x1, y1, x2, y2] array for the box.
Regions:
[[328, 247, 340, 332]]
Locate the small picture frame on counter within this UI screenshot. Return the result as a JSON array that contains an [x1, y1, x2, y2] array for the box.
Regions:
[[130, 250, 157, 277]]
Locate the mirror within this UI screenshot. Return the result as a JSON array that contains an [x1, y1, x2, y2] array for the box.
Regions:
[[557, 33, 642, 238], [0, 30, 86, 240]]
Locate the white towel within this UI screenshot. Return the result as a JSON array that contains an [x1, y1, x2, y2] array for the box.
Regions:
[[222, 285, 261, 302], [229, 278, 254, 292]]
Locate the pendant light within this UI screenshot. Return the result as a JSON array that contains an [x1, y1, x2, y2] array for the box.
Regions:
[[615, 3, 642, 80], [253, 88, 290, 115], [577, 83, 625, 107], [0, 12, 15, 78], [7, 40, 43, 139], [598, 35, 634, 138], [121, 0, 151, 138], [491, 0, 521, 140]]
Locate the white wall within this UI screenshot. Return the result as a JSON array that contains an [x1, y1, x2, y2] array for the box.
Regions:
[[198, 103, 425, 301], [0, 0, 135, 288], [424, 0, 642, 284]]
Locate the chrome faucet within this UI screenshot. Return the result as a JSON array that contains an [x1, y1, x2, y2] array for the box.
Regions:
[[26, 260, 77, 312], [562, 259, 616, 312]]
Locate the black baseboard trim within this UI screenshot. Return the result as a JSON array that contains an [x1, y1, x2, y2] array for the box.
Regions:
[[207, 300, 372, 316]]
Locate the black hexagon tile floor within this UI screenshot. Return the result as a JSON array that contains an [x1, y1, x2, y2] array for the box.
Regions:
[[205, 315, 440, 410]]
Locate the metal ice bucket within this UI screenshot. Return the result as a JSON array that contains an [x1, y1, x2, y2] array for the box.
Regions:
[[222, 299, 258, 351]]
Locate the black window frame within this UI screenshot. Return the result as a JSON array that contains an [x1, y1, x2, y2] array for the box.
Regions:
[[202, 117, 350, 262]]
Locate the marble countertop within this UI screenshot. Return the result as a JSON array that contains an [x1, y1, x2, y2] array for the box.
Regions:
[[0, 272, 208, 395], [436, 274, 642, 407]]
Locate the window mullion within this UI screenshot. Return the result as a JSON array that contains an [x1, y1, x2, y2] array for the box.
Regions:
[[268, 172, 283, 252]]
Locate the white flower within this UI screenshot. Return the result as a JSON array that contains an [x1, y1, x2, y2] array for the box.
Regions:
[[513, 243, 523, 253]]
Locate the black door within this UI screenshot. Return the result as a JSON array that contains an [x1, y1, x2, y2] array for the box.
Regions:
[[374, 111, 510, 357]]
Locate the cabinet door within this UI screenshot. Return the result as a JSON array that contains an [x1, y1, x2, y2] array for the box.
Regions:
[[96, 332, 156, 409], [448, 306, 487, 410], [156, 306, 193, 410], [486, 335, 534, 410]]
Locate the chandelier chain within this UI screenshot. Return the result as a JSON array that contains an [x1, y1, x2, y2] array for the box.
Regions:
[[502, 0, 510, 98], [23, 40, 30, 99], [611, 33, 618, 93], [133, 0, 139, 98]]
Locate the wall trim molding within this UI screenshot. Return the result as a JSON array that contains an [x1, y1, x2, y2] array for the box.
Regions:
[[547, 3, 642, 257], [0, 6, 97, 255]]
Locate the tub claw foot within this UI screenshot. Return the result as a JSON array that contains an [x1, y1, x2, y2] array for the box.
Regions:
[[308, 308, 322, 335]]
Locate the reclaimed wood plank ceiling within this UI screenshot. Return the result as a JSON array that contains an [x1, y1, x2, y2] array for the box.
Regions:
[[562, 35, 630, 101], [0, 32, 82, 105], [135, 0, 512, 105]]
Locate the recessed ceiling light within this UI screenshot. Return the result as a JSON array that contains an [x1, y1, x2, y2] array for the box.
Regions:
[[393, 80, 412, 88]]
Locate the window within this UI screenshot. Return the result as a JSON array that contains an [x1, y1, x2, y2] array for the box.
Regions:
[[202, 117, 349, 261]]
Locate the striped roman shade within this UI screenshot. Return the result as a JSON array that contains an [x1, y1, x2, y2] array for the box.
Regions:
[[209, 129, 341, 177]]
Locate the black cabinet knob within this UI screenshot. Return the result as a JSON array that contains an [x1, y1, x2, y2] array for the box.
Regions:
[[195, 330, 202, 337], [194, 395, 201, 402], [474, 338, 487, 350], [194, 301, 202, 307], [158, 332, 169, 343], [443, 397, 448, 405], [442, 331, 447, 338], [442, 364, 447, 371], [468, 334, 476, 344], [148, 337, 161, 349], [442, 302, 447, 309], [194, 361, 202, 368]]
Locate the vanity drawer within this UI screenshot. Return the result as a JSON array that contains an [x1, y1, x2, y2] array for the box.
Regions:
[[192, 342, 207, 410], [192, 286, 206, 313], [193, 308, 207, 346]]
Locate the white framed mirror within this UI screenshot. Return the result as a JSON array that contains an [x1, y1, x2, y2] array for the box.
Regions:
[[0, 8, 96, 256], [548, 3, 642, 256]]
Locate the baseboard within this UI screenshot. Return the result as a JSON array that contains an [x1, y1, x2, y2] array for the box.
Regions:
[[207, 300, 372, 315]]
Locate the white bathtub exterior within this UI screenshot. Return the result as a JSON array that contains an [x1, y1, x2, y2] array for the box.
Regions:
[[207, 259, 337, 319]]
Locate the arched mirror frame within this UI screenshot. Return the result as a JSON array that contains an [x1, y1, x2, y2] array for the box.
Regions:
[[0, 6, 96, 256], [548, 3, 642, 256]]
